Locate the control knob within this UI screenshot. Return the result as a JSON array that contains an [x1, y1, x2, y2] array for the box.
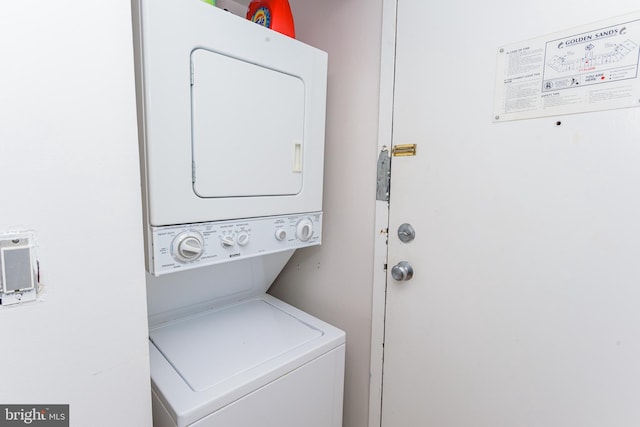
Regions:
[[236, 232, 250, 246], [275, 228, 287, 241], [220, 235, 235, 248], [173, 232, 204, 262], [296, 218, 314, 242]]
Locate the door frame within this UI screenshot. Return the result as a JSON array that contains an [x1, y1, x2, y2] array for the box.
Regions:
[[368, 0, 398, 426]]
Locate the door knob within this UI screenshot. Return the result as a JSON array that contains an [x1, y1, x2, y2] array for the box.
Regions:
[[391, 261, 414, 281]]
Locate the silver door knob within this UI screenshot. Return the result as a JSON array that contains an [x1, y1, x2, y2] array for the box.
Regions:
[[391, 261, 414, 281]]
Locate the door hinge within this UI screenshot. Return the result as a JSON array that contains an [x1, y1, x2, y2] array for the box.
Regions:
[[376, 148, 391, 202], [392, 144, 417, 157]]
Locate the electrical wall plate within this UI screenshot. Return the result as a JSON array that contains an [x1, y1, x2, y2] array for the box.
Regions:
[[0, 232, 38, 306]]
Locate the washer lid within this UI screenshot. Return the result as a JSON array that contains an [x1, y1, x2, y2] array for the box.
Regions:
[[149, 299, 323, 392]]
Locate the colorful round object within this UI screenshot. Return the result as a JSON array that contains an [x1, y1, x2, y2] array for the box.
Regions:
[[250, 7, 271, 28], [246, 0, 295, 38]]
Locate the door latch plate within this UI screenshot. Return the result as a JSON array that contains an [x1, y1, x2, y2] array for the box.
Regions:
[[392, 144, 417, 157]]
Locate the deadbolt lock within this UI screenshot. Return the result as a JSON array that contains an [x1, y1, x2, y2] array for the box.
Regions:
[[397, 223, 416, 243]]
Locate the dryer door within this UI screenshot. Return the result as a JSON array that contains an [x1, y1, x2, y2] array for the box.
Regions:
[[191, 49, 305, 199]]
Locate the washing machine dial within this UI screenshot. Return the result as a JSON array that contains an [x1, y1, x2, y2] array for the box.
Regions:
[[220, 235, 235, 248], [275, 228, 287, 241], [173, 232, 204, 262], [236, 232, 250, 246], [295, 218, 314, 242]]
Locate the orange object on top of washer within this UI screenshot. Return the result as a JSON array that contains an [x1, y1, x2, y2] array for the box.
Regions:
[[246, 0, 295, 38]]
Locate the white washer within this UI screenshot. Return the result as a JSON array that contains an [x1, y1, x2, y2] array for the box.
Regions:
[[150, 295, 345, 427], [132, 1, 345, 426]]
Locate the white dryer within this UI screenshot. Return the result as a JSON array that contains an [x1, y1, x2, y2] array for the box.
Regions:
[[132, 1, 345, 426]]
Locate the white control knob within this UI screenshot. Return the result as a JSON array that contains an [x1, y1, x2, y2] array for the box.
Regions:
[[173, 233, 204, 262], [220, 235, 235, 248], [275, 228, 287, 241], [237, 232, 250, 246], [296, 218, 314, 242]]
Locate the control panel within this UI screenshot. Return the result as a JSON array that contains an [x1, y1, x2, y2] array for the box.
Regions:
[[150, 213, 322, 275]]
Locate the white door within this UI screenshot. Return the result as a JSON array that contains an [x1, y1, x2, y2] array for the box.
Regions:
[[382, 0, 640, 426]]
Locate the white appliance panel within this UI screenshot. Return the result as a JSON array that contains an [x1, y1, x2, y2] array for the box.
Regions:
[[152, 346, 345, 427], [190, 347, 345, 427], [146, 250, 296, 326], [150, 295, 346, 427], [135, 0, 327, 227], [150, 299, 322, 391], [191, 48, 305, 198], [150, 213, 321, 276]]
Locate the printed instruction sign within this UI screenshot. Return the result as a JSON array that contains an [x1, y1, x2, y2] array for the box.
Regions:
[[494, 12, 640, 121]]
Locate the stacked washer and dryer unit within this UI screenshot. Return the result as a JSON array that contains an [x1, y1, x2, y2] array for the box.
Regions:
[[132, 1, 345, 426]]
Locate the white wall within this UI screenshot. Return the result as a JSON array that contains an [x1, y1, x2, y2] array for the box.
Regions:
[[0, 2, 152, 426], [269, 2, 384, 426]]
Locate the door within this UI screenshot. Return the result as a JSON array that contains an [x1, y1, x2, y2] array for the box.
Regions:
[[382, 0, 640, 426], [191, 48, 305, 199]]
